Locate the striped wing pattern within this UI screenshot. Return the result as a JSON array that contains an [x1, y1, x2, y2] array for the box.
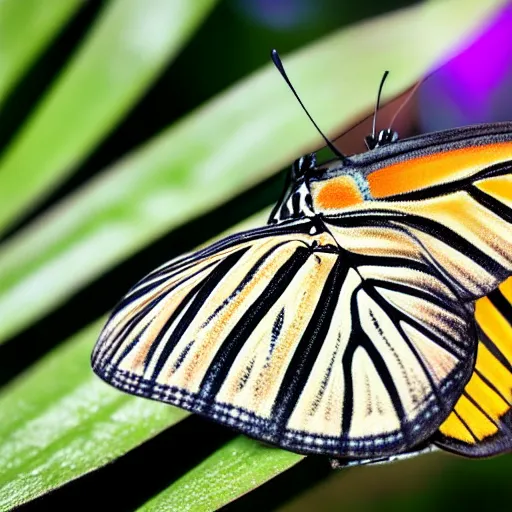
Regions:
[[92, 126, 512, 461], [309, 138, 512, 459], [314, 157, 512, 302], [435, 278, 512, 455], [92, 219, 475, 457]]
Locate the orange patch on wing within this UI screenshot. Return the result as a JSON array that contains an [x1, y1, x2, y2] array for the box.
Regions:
[[476, 344, 512, 402], [367, 142, 512, 198], [454, 395, 498, 441], [465, 373, 509, 423], [315, 175, 364, 209], [439, 333, 512, 445]]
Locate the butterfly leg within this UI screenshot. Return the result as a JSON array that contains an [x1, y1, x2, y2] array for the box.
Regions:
[[329, 444, 438, 470]]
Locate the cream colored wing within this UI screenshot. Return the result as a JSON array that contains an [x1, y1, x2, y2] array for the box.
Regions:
[[92, 219, 475, 458]]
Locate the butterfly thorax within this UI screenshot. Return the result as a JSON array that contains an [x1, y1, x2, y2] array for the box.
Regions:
[[269, 129, 401, 226], [268, 154, 317, 224]]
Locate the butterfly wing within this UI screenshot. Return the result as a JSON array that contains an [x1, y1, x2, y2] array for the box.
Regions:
[[331, 274, 512, 467], [312, 124, 512, 302], [92, 218, 475, 458], [435, 277, 512, 456], [306, 122, 512, 457]]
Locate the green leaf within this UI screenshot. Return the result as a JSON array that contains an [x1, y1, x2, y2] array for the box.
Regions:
[[0, 0, 503, 345], [0, 319, 189, 510], [0, 0, 218, 234], [0, 208, 268, 509], [139, 437, 304, 512], [0, 0, 83, 105]]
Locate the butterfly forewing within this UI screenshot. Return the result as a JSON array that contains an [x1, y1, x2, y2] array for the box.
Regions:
[[92, 215, 476, 458], [312, 127, 512, 301]]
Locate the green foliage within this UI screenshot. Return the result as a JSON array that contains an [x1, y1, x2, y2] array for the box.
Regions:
[[0, 0, 500, 344], [0, 0, 83, 104], [139, 437, 303, 512], [0, 0, 218, 233], [0, 0, 507, 510], [0, 320, 188, 510]]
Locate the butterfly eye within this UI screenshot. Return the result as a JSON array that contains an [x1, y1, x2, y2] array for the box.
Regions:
[[365, 129, 399, 150], [378, 128, 399, 145], [291, 152, 317, 180]]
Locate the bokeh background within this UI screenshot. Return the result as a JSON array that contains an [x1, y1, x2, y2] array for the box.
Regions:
[[0, 0, 511, 510]]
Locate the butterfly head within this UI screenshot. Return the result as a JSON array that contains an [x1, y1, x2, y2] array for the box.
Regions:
[[268, 152, 317, 224], [365, 128, 399, 150]]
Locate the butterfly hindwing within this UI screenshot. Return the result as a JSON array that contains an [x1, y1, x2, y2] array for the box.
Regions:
[[435, 277, 512, 456], [92, 216, 476, 458]]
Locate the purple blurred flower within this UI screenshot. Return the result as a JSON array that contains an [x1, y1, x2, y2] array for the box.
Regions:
[[419, 3, 512, 132]]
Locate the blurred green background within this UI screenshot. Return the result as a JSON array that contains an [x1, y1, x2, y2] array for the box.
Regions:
[[0, 0, 510, 510]]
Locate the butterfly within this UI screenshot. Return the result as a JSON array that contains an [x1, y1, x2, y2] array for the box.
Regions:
[[91, 51, 512, 468]]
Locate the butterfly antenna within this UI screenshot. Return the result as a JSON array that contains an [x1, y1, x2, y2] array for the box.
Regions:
[[389, 76, 425, 128], [371, 70, 389, 139], [271, 49, 348, 162]]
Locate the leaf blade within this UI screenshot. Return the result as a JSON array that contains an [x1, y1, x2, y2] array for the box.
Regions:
[[0, 0, 503, 345], [0, 0, 83, 104], [0, 0, 219, 234], [138, 437, 304, 512], [0, 319, 189, 510]]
